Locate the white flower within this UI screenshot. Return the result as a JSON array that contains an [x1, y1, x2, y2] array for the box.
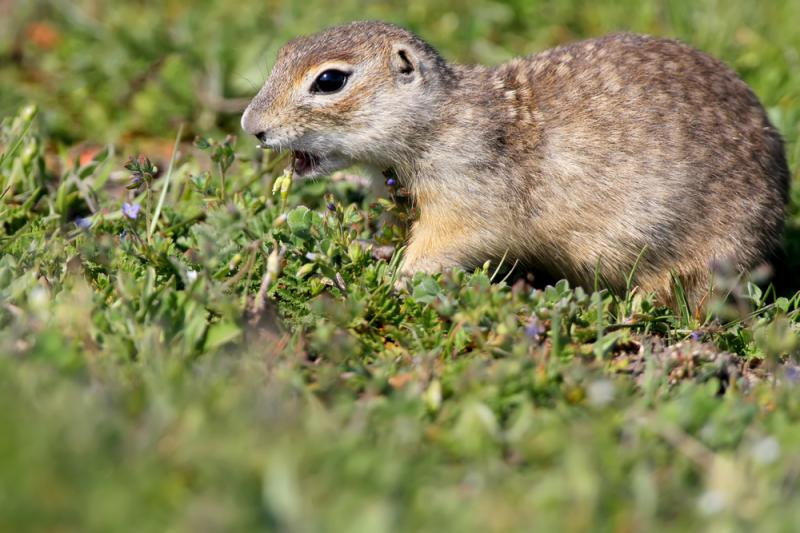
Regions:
[[697, 490, 727, 515], [587, 380, 615, 407], [751, 436, 780, 465]]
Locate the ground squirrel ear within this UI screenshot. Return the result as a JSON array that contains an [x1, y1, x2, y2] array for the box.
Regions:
[[391, 45, 420, 83]]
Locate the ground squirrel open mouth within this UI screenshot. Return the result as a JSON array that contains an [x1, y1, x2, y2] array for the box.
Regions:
[[292, 151, 319, 176]]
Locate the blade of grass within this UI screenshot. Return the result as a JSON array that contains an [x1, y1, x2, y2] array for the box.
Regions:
[[625, 245, 649, 293], [148, 124, 184, 241], [670, 272, 692, 327], [0, 108, 36, 167], [490, 249, 509, 282]]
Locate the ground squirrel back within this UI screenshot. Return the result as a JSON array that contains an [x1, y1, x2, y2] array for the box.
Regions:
[[242, 21, 789, 306]]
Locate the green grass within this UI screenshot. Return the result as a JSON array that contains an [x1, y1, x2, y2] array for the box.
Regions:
[[1, 1, 800, 531]]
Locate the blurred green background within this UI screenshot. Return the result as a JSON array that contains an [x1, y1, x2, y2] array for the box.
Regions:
[[2, 1, 800, 532]]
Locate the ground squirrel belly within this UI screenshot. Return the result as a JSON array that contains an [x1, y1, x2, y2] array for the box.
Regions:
[[242, 21, 789, 305]]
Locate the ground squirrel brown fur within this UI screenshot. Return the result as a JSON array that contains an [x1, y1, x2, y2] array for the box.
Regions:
[[242, 20, 789, 306]]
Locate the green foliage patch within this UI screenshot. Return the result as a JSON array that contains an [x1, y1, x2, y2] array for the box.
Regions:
[[1, 1, 800, 531]]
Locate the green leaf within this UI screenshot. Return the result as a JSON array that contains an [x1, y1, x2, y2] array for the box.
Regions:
[[287, 206, 312, 233], [203, 320, 241, 350], [411, 276, 441, 304]]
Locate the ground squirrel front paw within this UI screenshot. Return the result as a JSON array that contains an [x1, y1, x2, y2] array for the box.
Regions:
[[393, 252, 460, 292]]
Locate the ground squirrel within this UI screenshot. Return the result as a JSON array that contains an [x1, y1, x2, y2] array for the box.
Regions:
[[242, 21, 789, 306]]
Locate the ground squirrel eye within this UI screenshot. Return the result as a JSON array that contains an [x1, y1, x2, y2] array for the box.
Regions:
[[310, 69, 349, 94]]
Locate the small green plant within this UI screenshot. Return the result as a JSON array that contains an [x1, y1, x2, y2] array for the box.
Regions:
[[195, 134, 236, 201]]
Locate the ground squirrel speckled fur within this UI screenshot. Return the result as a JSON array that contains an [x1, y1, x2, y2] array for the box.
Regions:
[[242, 21, 789, 305]]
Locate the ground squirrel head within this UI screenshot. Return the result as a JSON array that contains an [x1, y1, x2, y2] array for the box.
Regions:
[[242, 21, 453, 178]]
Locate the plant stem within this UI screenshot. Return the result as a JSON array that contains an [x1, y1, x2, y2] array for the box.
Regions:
[[219, 163, 226, 202], [148, 124, 184, 240]]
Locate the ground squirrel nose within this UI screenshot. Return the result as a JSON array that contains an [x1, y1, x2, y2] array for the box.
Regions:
[[255, 131, 268, 143]]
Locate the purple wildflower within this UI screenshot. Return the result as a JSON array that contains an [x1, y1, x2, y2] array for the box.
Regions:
[[386, 178, 397, 187], [122, 202, 141, 220], [525, 317, 543, 339], [326, 202, 336, 212], [785, 365, 800, 385], [689, 331, 702, 342], [127, 175, 143, 189], [74, 217, 91, 230]]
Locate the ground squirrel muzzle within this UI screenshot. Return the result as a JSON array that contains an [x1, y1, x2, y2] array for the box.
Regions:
[[242, 20, 789, 306]]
